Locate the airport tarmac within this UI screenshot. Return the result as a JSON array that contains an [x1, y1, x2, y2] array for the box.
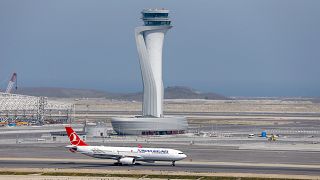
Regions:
[[0, 99, 319, 178], [0, 143, 320, 164], [0, 158, 320, 176], [0, 118, 320, 177], [0, 143, 320, 176]]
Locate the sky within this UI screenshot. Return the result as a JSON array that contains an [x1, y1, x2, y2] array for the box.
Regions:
[[0, 0, 319, 97]]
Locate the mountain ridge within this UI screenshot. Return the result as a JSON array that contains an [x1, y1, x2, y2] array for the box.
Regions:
[[14, 86, 229, 100]]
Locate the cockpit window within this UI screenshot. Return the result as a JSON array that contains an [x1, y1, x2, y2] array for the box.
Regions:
[[178, 153, 184, 154]]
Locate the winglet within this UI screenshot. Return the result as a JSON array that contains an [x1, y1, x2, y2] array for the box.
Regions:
[[65, 126, 88, 146]]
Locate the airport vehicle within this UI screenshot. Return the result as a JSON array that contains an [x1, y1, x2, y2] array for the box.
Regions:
[[0, 121, 7, 127], [267, 134, 278, 141], [16, 121, 28, 126], [65, 126, 187, 166]]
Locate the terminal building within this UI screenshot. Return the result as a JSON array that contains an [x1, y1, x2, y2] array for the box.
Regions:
[[111, 8, 188, 135]]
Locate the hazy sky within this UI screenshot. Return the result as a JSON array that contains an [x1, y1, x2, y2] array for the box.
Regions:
[[0, 0, 319, 97]]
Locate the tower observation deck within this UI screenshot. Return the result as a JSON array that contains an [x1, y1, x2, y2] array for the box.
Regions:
[[142, 9, 171, 26]]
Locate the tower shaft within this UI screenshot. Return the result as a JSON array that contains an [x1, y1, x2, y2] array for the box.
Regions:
[[135, 9, 171, 118]]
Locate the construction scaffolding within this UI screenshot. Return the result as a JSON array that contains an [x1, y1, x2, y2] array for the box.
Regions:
[[0, 92, 73, 125]]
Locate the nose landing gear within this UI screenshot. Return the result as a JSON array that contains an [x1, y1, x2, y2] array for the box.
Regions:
[[171, 161, 175, 166]]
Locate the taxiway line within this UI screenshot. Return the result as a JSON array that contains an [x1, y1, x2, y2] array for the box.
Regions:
[[0, 157, 319, 169]]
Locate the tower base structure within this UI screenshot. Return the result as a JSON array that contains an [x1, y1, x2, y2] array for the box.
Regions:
[[111, 117, 188, 135]]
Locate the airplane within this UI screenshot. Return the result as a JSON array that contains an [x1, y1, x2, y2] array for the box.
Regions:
[[64, 126, 187, 166]]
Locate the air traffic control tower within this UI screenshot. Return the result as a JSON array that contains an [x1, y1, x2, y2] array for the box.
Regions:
[[111, 9, 188, 135]]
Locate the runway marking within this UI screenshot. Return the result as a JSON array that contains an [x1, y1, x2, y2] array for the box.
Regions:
[[0, 167, 319, 180], [0, 157, 319, 169]]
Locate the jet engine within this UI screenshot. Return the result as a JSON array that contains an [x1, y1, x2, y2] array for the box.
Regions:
[[119, 157, 135, 165], [66, 146, 77, 153]]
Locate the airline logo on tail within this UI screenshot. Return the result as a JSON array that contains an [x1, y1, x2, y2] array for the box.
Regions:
[[70, 132, 81, 145], [65, 126, 88, 146]]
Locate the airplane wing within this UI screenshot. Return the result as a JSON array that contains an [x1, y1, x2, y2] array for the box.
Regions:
[[65, 144, 143, 160], [90, 153, 143, 160], [91, 149, 143, 159]]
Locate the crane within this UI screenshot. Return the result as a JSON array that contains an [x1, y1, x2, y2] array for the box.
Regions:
[[5, 72, 17, 94]]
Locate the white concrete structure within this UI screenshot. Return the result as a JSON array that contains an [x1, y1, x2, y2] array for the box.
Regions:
[[111, 9, 188, 135], [135, 9, 171, 117], [112, 116, 188, 135], [85, 122, 111, 137]]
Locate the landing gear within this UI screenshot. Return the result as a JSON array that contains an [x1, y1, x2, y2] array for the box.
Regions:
[[171, 161, 175, 166], [114, 160, 122, 166], [114, 162, 122, 166]]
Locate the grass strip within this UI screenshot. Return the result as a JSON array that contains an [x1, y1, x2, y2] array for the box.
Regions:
[[42, 172, 145, 178], [146, 175, 296, 180], [0, 171, 38, 175], [146, 174, 200, 179], [0, 171, 300, 180], [200, 177, 296, 180]]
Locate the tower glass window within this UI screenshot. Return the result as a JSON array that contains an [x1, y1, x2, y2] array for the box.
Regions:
[[144, 21, 171, 26], [143, 13, 169, 18], [141, 9, 171, 26]]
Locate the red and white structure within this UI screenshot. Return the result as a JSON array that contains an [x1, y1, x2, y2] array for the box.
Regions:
[[5, 73, 17, 94]]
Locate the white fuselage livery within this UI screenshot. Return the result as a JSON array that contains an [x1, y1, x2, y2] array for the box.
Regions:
[[64, 126, 186, 165], [68, 145, 187, 163]]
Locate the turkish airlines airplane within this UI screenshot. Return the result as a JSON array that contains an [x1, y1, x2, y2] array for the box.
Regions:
[[65, 126, 187, 166]]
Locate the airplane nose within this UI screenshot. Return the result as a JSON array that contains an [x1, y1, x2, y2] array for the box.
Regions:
[[181, 154, 187, 159]]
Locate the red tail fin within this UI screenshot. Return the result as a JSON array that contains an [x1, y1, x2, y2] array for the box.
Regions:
[[65, 126, 88, 146]]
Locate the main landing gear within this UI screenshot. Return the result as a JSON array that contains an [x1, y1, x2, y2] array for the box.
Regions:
[[114, 162, 122, 166], [114, 160, 122, 166], [171, 161, 175, 166]]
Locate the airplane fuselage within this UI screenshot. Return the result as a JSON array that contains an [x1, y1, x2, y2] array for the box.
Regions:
[[69, 145, 187, 162], [64, 126, 187, 165]]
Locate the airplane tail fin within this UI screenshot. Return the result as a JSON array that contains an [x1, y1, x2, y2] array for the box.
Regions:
[[65, 126, 88, 146]]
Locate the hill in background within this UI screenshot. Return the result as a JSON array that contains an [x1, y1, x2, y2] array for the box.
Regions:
[[15, 86, 229, 100]]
